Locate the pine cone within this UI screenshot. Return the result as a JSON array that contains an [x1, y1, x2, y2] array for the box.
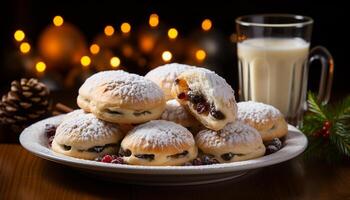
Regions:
[[0, 78, 50, 130]]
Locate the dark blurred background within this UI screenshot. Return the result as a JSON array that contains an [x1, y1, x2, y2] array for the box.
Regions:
[[1, 0, 349, 102]]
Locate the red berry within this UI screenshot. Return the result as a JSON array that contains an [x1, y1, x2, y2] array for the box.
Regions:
[[322, 126, 328, 131], [101, 155, 113, 163], [177, 92, 187, 100], [323, 121, 331, 129]]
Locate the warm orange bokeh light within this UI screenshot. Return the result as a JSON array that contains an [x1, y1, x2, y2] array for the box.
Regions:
[[104, 25, 115, 36], [201, 19, 212, 31], [149, 14, 159, 27], [90, 44, 100, 54], [120, 22, 131, 34], [195, 49, 206, 61]]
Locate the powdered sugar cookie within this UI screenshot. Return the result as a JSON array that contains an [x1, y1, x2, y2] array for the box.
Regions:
[[77, 70, 128, 112], [237, 101, 288, 141], [172, 68, 237, 131], [160, 99, 203, 134], [145, 63, 194, 100], [195, 121, 265, 163], [52, 112, 124, 160], [78, 70, 166, 124], [120, 120, 198, 166]]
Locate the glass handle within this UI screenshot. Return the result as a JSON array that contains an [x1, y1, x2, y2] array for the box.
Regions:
[[309, 46, 334, 104]]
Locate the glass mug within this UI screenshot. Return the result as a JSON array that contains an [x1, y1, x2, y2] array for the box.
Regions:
[[235, 14, 334, 126]]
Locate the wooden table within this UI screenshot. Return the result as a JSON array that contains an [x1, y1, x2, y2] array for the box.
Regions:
[[1, 144, 350, 200]]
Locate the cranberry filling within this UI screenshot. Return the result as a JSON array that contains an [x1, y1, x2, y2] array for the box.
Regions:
[[62, 145, 71, 151], [209, 104, 225, 120], [221, 152, 234, 161], [86, 143, 118, 153], [168, 150, 189, 159], [133, 111, 151, 117], [106, 109, 123, 115], [119, 148, 132, 157], [134, 154, 155, 161]]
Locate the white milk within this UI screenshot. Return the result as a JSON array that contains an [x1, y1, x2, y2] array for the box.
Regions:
[[237, 38, 310, 117]]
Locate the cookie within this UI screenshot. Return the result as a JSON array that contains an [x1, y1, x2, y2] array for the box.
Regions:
[[160, 99, 203, 134], [195, 121, 265, 163], [120, 120, 198, 166], [78, 70, 166, 124], [172, 68, 237, 131], [52, 112, 124, 160], [77, 70, 126, 112], [145, 63, 194, 100], [237, 101, 288, 141]]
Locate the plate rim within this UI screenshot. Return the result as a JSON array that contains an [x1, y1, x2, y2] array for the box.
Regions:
[[19, 115, 308, 175]]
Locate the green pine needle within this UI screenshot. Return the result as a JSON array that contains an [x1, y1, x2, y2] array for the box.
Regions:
[[302, 92, 350, 162]]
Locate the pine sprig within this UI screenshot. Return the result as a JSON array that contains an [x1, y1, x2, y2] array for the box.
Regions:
[[302, 92, 350, 162]]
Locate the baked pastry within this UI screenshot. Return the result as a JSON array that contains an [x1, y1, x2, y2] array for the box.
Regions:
[[120, 120, 198, 166], [145, 63, 194, 100], [172, 68, 237, 131], [195, 121, 265, 163], [78, 70, 166, 124], [52, 112, 124, 160], [160, 99, 203, 134], [63, 109, 85, 121], [237, 101, 288, 141], [77, 70, 125, 112]]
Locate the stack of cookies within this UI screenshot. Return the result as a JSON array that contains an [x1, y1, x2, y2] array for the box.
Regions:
[[51, 63, 288, 166]]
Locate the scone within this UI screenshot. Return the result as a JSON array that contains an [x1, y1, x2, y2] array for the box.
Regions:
[[195, 121, 265, 163], [120, 120, 198, 166], [145, 63, 194, 100], [52, 112, 124, 160], [237, 101, 288, 141], [77, 70, 127, 112], [78, 70, 166, 124], [160, 99, 203, 134], [172, 68, 237, 131]]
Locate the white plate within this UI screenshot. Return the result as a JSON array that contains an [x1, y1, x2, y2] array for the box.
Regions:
[[19, 115, 307, 185]]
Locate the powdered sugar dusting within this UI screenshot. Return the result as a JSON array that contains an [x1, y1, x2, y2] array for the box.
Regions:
[[196, 121, 261, 148], [79, 70, 129, 95], [125, 120, 194, 150], [237, 101, 282, 123], [183, 68, 236, 104], [145, 63, 194, 90], [161, 100, 193, 122], [101, 72, 164, 104], [56, 113, 120, 142]]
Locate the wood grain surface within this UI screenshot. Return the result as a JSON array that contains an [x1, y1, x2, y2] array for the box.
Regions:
[[1, 144, 350, 200]]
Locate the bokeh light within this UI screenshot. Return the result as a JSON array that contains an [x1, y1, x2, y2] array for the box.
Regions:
[[201, 19, 212, 31], [19, 42, 31, 54], [35, 61, 46, 72], [14, 30, 25, 42], [80, 56, 91, 67], [149, 14, 159, 27], [53, 15, 64, 27], [168, 28, 178, 39], [104, 25, 115, 36], [110, 56, 121, 68], [162, 51, 172, 62], [90, 44, 100, 54]]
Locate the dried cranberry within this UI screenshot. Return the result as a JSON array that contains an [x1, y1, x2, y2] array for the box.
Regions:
[[101, 155, 113, 163], [111, 157, 124, 164], [187, 91, 204, 104], [196, 102, 209, 114], [221, 152, 234, 161], [45, 124, 56, 138], [209, 105, 225, 120], [177, 92, 187, 100]]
